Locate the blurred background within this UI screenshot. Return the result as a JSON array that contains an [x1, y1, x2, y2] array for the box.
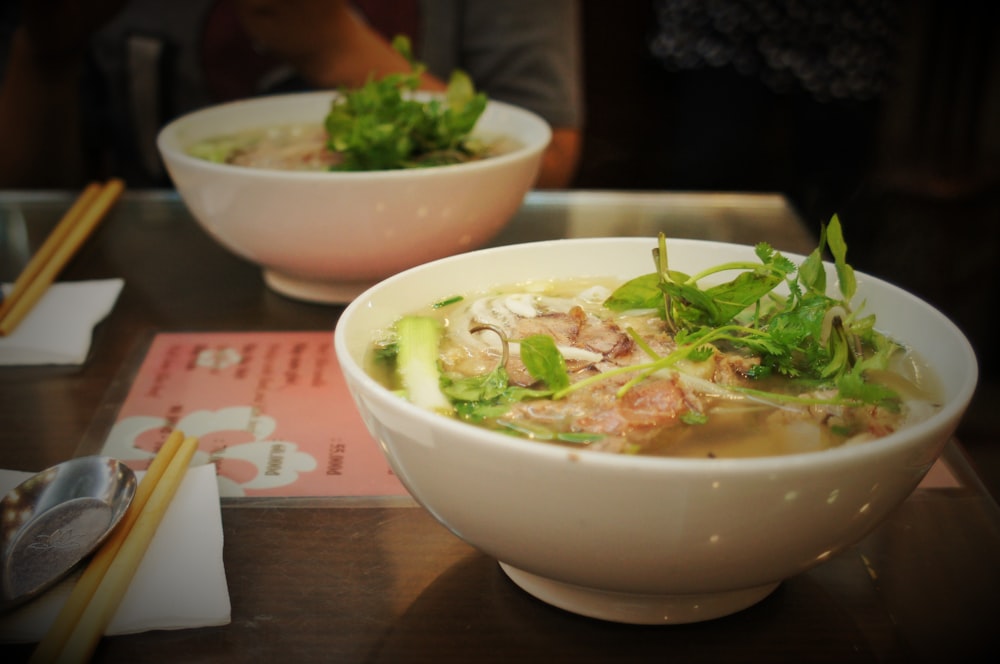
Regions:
[[572, 0, 1000, 496]]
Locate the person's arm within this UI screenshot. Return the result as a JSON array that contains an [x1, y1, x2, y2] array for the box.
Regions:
[[234, 0, 445, 91], [537, 127, 582, 190]]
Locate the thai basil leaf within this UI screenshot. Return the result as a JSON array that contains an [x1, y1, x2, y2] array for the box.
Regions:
[[519, 335, 570, 391]]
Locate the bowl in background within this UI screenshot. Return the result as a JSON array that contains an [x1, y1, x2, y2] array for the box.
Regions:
[[157, 91, 550, 303], [334, 237, 978, 624]]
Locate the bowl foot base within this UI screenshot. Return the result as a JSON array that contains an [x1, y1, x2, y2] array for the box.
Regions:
[[263, 270, 376, 304], [498, 562, 779, 624]]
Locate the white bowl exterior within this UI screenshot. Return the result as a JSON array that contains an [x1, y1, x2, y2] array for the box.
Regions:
[[334, 238, 977, 595], [157, 92, 550, 282]]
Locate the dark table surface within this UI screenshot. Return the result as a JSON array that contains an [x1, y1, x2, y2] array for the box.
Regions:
[[1, 190, 998, 662]]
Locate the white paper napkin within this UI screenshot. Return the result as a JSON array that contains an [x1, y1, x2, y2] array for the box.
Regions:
[[0, 463, 230, 642], [0, 279, 124, 365]]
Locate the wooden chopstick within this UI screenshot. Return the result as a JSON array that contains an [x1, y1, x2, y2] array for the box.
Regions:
[[30, 432, 198, 664], [0, 179, 125, 337]]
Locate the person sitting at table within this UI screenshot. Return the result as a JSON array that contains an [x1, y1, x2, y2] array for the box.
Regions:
[[0, 0, 584, 189]]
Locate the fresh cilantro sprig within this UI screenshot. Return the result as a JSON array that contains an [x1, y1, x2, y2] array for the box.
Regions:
[[324, 36, 488, 171], [600, 215, 901, 408]]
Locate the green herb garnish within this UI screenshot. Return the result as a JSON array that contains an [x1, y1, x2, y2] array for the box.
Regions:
[[518, 334, 571, 392], [432, 295, 464, 309], [385, 215, 904, 440], [593, 214, 900, 409], [324, 35, 488, 171]]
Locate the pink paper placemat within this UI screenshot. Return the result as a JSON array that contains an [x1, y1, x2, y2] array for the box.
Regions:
[[100, 331, 407, 499]]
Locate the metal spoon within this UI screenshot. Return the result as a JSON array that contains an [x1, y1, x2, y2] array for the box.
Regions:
[[0, 456, 136, 611]]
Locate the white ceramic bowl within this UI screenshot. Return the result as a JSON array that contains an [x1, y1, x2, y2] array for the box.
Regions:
[[334, 237, 978, 624], [157, 91, 550, 303]]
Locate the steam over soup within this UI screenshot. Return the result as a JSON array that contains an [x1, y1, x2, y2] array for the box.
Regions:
[[367, 225, 942, 459]]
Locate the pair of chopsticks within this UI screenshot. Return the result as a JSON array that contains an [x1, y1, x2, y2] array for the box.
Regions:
[[30, 431, 198, 664], [0, 179, 125, 336]]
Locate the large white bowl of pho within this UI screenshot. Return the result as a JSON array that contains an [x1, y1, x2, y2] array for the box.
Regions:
[[333, 224, 977, 625], [156, 89, 550, 303]]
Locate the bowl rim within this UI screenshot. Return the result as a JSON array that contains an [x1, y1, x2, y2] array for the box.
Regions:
[[156, 90, 552, 182], [334, 236, 979, 474]]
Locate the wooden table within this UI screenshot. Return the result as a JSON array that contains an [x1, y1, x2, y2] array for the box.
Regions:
[[2, 190, 998, 662]]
